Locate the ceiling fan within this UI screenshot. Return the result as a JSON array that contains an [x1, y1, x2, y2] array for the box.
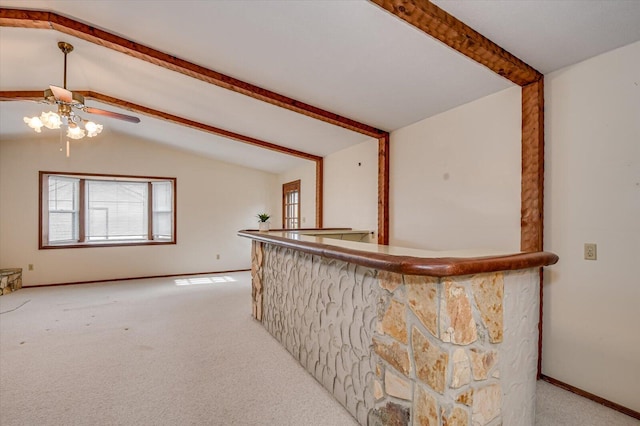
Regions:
[[24, 41, 140, 140]]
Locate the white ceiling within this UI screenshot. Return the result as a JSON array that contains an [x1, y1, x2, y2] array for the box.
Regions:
[[1, 0, 639, 174]]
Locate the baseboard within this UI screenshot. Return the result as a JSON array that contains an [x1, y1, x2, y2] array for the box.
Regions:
[[540, 374, 640, 420], [24, 269, 251, 288]]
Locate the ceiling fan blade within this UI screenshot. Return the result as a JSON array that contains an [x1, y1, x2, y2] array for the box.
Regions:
[[49, 85, 73, 103], [84, 107, 141, 123]]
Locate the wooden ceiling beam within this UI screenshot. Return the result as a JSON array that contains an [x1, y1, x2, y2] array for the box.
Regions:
[[369, 0, 542, 86], [81, 91, 323, 162], [0, 90, 322, 162], [0, 8, 387, 139], [0, 91, 42, 101]]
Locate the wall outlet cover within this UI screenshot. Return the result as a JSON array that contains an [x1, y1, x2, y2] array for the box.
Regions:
[[584, 243, 597, 260]]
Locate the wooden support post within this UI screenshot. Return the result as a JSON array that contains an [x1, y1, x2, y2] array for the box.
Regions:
[[316, 158, 324, 228], [521, 79, 545, 252], [378, 134, 390, 245], [521, 78, 545, 379]]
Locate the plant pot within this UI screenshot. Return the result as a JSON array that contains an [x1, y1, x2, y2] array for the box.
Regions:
[[258, 222, 270, 232]]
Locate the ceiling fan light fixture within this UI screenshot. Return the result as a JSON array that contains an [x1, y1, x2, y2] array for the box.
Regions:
[[84, 121, 103, 137], [40, 111, 62, 130], [23, 116, 44, 133], [21, 41, 138, 155], [66, 125, 86, 140]]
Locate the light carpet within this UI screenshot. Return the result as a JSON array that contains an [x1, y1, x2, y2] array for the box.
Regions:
[[0, 272, 637, 425]]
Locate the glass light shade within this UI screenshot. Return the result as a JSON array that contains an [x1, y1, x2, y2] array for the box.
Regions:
[[85, 121, 103, 137], [23, 109, 103, 142], [66, 125, 86, 140], [40, 111, 62, 129], [23, 116, 44, 132]]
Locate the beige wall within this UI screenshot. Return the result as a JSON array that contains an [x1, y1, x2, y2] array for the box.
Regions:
[[543, 40, 640, 411], [0, 133, 276, 286], [274, 161, 316, 228], [319, 87, 521, 251], [323, 138, 378, 235], [390, 86, 522, 251]]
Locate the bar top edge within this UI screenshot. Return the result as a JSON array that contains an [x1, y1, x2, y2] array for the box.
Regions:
[[238, 229, 558, 277]]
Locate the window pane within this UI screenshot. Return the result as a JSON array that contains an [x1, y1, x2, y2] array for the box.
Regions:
[[88, 208, 108, 241], [152, 181, 173, 239], [86, 181, 147, 240], [153, 181, 172, 211], [153, 212, 172, 239], [49, 212, 78, 242], [48, 176, 79, 243]]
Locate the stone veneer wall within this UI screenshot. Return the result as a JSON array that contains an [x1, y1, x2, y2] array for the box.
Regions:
[[256, 241, 379, 424], [0, 268, 22, 295], [371, 269, 539, 426], [251, 241, 540, 426]]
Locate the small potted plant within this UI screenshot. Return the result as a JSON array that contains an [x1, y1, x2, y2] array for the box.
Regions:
[[257, 213, 271, 232]]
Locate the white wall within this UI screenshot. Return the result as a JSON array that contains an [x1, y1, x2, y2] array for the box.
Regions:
[[323, 138, 378, 235], [0, 132, 276, 286], [543, 40, 640, 411], [390, 86, 522, 251], [275, 161, 316, 228]]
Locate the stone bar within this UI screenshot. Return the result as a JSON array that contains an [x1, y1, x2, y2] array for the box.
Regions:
[[238, 229, 558, 426], [0, 268, 22, 295]]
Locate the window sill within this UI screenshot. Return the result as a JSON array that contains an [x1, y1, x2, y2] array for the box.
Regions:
[[40, 240, 176, 250]]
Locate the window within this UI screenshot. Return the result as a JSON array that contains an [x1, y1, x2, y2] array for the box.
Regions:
[[40, 172, 176, 248], [282, 180, 301, 229], [48, 176, 80, 244]]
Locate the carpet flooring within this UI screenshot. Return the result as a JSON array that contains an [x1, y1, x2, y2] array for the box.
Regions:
[[0, 272, 637, 425]]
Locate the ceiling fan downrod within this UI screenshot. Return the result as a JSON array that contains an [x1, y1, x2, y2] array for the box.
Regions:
[[57, 41, 74, 89]]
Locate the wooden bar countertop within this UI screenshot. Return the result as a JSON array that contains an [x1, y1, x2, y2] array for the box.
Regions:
[[238, 229, 558, 277]]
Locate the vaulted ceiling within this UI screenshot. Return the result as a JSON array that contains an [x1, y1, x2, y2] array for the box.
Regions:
[[1, 1, 639, 173]]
